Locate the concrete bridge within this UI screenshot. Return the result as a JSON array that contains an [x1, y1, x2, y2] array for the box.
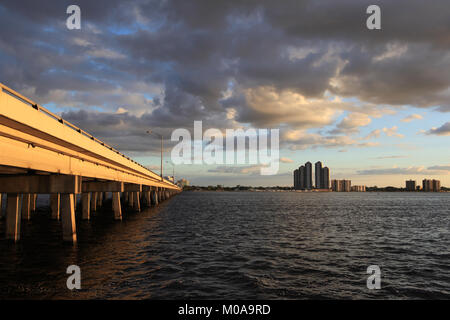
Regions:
[[0, 83, 181, 244]]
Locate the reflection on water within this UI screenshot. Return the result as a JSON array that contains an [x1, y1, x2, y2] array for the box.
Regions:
[[0, 192, 449, 299]]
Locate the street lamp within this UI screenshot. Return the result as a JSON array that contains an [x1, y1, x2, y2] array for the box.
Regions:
[[146, 130, 163, 180], [165, 160, 175, 183]]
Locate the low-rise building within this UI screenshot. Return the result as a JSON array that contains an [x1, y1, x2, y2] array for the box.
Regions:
[[351, 185, 366, 192], [422, 179, 441, 192], [331, 179, 352, 192]]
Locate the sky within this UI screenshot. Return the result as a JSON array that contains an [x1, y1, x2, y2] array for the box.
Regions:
[[0, 0, 449, 187]]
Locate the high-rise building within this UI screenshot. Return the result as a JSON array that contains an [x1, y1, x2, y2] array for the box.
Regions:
[[321, 167, 330, 189], [299, 165, 305, 189], [305, 161, 312, 190], [293, 169, 299, 189], [315, 161, 322, 189], [405, 180, 416, 191], [351, 185, 366, 192]]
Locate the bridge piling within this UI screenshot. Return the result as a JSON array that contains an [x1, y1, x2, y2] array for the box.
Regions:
[[5, 193, 21, 241], [151, 189, 158, 206], [90, 192, 97, 213], [61, 193, 77, 243], [146, 191, 151, 206], [97, 192, 103, 208], [112, 192, 122, 220], [82, 193, 91, 220], [21, 194, 31, 220], [31, 194, 37, 212], [128, 192, 134, 208], [133, 191, 141, 212], [51, 193, 60, 220]]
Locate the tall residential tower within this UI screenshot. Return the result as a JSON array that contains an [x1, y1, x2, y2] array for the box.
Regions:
[[315, 161, 322, 189], [293, 161, 330, 190]]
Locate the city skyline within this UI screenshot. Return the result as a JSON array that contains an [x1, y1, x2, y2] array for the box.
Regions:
[[0, 1, 449, 187]]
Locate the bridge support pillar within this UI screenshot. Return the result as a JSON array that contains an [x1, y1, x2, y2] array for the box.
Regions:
[[82, 181, 123, 219], [142, 186, 151, 207], [133, 192, 141, 212], [21, 194, 31, 220], [32, 194, 37, 212], [112, 192, 122, 220], [61, 194, 77, 244], [5, 194, 21, 241], [51, 193, 60, 220], [90, 192, 97, 212], [97, 192, 103, 208], [151, 190, 158, 206], [123, 184, 141, 210], [128, 192, 133, 208], [146, 191, 151, 206], [165, 190, 170, 200], [82, 193, 91, 220]]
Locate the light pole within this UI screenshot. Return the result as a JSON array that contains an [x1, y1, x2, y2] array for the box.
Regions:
[[165, 160, 175, 183], [146, 130, 163, 180]]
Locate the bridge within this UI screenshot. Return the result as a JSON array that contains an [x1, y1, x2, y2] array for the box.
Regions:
[[0, 83, 181, 244]]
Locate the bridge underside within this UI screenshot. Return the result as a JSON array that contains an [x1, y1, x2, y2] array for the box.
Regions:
[[0, 166, 179, 244]]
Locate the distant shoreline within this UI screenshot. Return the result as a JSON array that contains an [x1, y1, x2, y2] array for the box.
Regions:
[[184, 189, 450, 193]]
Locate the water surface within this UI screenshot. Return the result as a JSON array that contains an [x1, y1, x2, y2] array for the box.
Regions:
[[0, 191, 449, 299]]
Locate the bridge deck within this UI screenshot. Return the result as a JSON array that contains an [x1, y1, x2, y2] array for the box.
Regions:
[[0, 83, 177, 189]]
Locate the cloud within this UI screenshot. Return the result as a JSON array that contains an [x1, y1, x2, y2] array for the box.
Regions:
[[208, 165, 264, 175], [401, 114, 423, 122], [427, 165, 450, 171], [329, 112, 371, 134], [373, 43, 408, 62], [371, 155, 409, 159], [280, 157, 293, 163], [357, 166, 449, 175], [364, 129, 381, 140], [86, 48, 126, 60], [0, 0, 449, 159], [425, 122, 450, 136], [234, 86, 345, 129], [382, 126, 404, 138], [283, 129, 379, 150]]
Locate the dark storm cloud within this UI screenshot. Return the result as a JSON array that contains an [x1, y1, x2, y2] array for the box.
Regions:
[[1, 0, 450, 153], [425, 122, 450, 136]]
